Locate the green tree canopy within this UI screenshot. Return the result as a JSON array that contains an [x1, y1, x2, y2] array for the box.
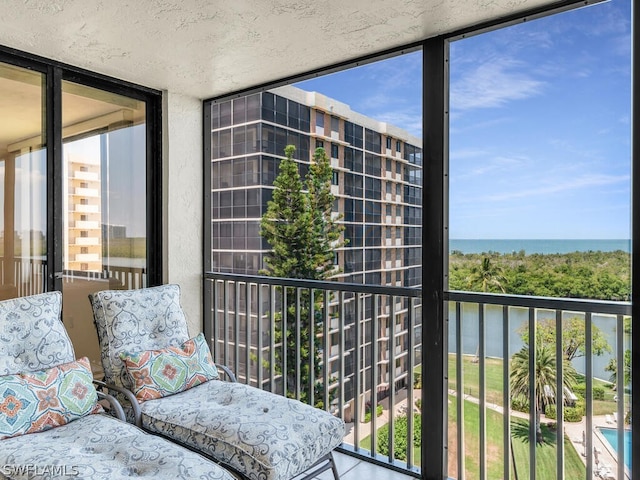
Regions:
[[259, 145, 344, 407], [605, 349, 631, 386], [465, 256, 507, 293], [519, 317, 612, 362]]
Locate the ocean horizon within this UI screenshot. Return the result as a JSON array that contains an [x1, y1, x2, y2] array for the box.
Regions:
[[450, 238, 631, 255]]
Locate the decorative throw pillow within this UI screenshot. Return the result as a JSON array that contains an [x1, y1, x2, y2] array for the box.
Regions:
[[119, 333, 219, 402], [0, 357, 102, 440]]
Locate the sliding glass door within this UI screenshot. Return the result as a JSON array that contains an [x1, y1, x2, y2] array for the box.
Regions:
[[60, 81, 148, 366], [0, 50, 161, 372], [0, 62, 47, 300]]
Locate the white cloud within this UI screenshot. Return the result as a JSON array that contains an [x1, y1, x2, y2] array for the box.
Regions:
[[450, 57, 544, 112], [484, 173, 629, 202], [374, 110, 422, 138]]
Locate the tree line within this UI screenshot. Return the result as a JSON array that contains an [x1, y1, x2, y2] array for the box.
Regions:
[[449, 250, 630, 301]]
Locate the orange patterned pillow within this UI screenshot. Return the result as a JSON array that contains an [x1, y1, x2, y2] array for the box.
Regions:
[[119, 333, 219, 402], [0, 357, 102, 440]]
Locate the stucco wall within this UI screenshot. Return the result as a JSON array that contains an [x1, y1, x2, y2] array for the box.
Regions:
[[163, 92, 203, 337]]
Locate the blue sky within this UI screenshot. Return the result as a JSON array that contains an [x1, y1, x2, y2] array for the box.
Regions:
[[296, 0, 631, 240]]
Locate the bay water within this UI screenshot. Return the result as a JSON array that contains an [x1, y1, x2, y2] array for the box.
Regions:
[[448, 239, 631, 383]]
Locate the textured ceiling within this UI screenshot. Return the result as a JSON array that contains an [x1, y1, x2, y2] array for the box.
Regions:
[[0, 0, 563, 99]]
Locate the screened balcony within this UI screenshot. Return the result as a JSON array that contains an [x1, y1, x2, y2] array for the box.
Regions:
[[0, 1, 637, 479]]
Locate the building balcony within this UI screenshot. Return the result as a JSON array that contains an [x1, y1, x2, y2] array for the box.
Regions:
[[70, 220, 100, 229], [74, 204, 100, 214], [73, 237, 100, 246], [204, 271, 631, 480], [70, 187, 99, 197], [73, 253, 100, 262], [73, 170, 99, 181]]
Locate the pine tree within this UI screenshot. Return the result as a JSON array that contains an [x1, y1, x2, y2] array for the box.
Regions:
[[260, 145, 344, 407]]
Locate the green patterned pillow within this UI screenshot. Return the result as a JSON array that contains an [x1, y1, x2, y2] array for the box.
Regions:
[[120, 333, 219, 402], [0, 357, 102, 440]]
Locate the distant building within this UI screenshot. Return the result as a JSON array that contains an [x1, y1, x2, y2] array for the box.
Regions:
[[208, 86, 422, 420], [64, 154, 101, 272]]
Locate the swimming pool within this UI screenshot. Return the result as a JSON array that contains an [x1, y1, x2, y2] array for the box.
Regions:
[[598, 427, 631, 470]]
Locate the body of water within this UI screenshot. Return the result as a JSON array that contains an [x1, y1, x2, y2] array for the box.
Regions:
[[448, 304, 630, 383], [598, 427, 631, 470], [450, 239, 631, 255]]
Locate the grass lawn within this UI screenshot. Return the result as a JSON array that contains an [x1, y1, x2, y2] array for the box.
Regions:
[[357, 395, 585, 479], [358, 431, 421, 466], [509, 417, 585, 480], [447, 354, 618, 416]]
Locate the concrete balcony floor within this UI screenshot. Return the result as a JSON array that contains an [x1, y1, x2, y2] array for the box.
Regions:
[[313, 452, 416, 480]]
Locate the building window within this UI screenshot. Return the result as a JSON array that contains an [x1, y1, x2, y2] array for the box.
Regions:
[[386, 137, 392, 149], [331, 143, 339, 158], [396, 140, 401, 152], [316, 112, 324, 128], [332, 171, 339, 185], [331, 116, 339, 133], [316, 140, 324, 149]]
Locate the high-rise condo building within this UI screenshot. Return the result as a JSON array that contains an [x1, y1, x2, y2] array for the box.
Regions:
[[207, 85, 422, 421]]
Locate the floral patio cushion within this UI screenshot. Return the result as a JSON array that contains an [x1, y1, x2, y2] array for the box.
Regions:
[[0, 413, 237, 479], [120, 333, 219, 402], [88, 284, 190, 392], [0, 357, 101, 440], [139, 380, 345, 480], [0, 292, 74, 376]]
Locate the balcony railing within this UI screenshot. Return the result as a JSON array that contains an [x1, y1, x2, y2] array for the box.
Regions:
[[446, 291, 631, 480], [0, 257, 146, 296], [204, 272, 632, 480], [204, 271, 423, 477]]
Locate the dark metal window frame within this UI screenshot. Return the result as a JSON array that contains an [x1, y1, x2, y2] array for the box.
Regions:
[[0, 45, 163, 290], [202, 1, 636, 478]]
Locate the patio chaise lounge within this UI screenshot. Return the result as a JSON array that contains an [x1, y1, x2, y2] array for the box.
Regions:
[[88, 284, 345, 480], [0, 291, 237, 480]]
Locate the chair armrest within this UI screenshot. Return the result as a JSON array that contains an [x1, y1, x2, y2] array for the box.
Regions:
[[215, 363, 237, 382], [93, 379, 143, 427], [96, 389, 126, 421]]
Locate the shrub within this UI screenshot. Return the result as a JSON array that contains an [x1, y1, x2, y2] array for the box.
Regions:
[[364, 404, 383, 423], [377, 414, 421, 461], [545, 404, 583, 422], [545, 404, 557, 420], [571, 384, 604, 400], [511, 397, 529, 413], [593, 386, 605, 400], [565, 407, 583, 422], [413, 372, 422, 389]]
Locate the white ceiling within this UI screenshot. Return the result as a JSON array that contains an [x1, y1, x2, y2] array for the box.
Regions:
[[0, 0, 563, 99]]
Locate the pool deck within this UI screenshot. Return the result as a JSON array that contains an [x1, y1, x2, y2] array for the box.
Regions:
[[564, 415, 630, 479]]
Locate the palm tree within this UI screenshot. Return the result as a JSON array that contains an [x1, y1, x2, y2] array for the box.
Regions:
[[466, 256, 507, 293], [510, 343, 577, 443], [467, 256, 507, 362]]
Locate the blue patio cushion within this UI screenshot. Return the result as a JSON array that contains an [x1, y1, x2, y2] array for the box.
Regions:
[[0, 291, 74, 376], [139, 380, 346, 480], [0, 412, 237, 479], [88, 284, 190, 392]]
